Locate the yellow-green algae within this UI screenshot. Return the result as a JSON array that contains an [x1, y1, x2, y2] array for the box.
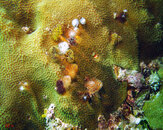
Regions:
[[0, 0, 162, 129]]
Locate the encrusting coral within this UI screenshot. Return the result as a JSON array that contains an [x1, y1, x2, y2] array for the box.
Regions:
[[0, 0, 162, 129]]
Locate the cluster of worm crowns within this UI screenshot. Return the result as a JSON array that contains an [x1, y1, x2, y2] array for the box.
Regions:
[[52, 9, 129, 101], [113, 9, 128, 23], [51, 17, 103, 102]]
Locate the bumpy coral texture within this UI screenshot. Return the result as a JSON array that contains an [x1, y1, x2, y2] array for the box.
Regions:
[[0, 0, 162, 129]]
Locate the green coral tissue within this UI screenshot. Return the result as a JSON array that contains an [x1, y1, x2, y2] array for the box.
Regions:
[[0, 0, 162, 129]]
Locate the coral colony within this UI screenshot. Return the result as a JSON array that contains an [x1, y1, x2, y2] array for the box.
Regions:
[[0, 0, 162, 129]]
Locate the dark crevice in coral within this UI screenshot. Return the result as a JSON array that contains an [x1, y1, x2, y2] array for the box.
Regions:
[[145, 0, 163, 24], [139, 41, 163, 63]]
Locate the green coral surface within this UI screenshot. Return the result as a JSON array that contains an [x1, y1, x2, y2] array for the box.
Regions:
[[0, 0, 162, 129], [143, 88, 163, 129]]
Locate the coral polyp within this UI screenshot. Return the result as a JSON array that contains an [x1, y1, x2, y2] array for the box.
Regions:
[[84, 78, 103, 96], [52, 24, 63, 41], [0, 0, 162, 129]]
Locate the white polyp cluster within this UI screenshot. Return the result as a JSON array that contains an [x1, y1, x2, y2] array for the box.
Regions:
[[19, 86, 25, 91], [80, 17, 86, 25], [72, 17, 86, 27], [129, 114, 141, 125], [117, 68, 126, 79], [123, 9, 128, 13], [43, 95, 47, 100], [70, 17, 86, 39], [113, 12, 117, 19], [45, 104, 56, 121], [49, 104, 55, 110], [23, 82, 28, 86], [18, 81, 29, 91], [58, 42, 69, 54], [73, 27, 79, 31], [72, 19, 79, 27], [83, 96, 87, 100], [22, 26, 30, 32], [69, 30, 76, 37]]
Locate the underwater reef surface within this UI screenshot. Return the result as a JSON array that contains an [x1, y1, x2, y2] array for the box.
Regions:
[[0, 0, 162, 129]]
